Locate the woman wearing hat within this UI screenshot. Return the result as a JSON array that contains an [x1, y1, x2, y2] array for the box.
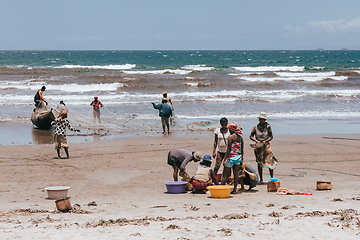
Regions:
[[189, 155, 219, 193], [221, 122, 244, 194], [250, 112, 278, 184], [167, 149, 202, 181]]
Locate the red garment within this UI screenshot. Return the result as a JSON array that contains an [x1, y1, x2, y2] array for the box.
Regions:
[[191, 179, 211, 190], [91, 100, 102, 110]]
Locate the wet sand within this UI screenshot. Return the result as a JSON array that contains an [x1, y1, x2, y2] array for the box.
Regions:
[[0, 134, 360, 239]]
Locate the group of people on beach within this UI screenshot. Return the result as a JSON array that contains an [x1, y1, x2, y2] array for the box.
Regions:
[[34, 86, 104, 159], [167, 113, 278, 194]]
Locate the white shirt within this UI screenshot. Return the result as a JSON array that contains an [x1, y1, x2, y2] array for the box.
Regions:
[[214, 128, 230, 153]]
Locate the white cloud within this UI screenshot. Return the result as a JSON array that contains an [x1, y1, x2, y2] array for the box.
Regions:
[[308, 17, 360, 33], [286, 17, 360, 35]]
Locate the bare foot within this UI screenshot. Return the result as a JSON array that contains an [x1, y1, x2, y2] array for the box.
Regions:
[[231, 190, 237, 194], [239, 188, 246, 192]]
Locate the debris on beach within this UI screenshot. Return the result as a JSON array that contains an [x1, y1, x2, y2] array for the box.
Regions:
[[88, 201, 97, 206], [190, 205, 199, 211], [281, 205, 297, 210], [295, 209, 360, 229], [223, 213, 249, 219], [332, 198, 343, 202], [217, 228, 232, 236], [269, 211, 282, 217], [266, 203, 275, 207], [166, 224, 180, 230]]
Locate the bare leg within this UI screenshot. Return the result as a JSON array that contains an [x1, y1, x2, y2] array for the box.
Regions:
[[269, 169, 274, 178], [56, 149, 61, 159], [213, 153, 223, 175], [165, 120, 170, 134], [172, 166, 179, 181], [64, 148, 70, 158], [238, 174, 246, 191], [258, 163, 263, 184], [232, 164, 240, 193], [221, 167, 231, 185], [162, 122, 166, 134]]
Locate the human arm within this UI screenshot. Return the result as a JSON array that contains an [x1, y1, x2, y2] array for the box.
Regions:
[[66, 120, 80, 132], [39, 90, 48, 105], [213, 133, 218, 159], [152, 102, 160, 109], [250, 126, 261, 143], [262, 125, 273, 143], [99, 101, 103, 107], [240, 135, 244, 158], [168, 98, 174, 110], [222, 134, 234, 166], [179, 154, 193, 173], [210, 169, 219, 185], [180, 169, 189, 179]]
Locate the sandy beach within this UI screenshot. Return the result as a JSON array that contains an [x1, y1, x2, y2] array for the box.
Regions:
[[0, 133, 360, 239]]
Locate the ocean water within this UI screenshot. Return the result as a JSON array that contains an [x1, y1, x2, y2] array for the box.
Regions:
[[1, 50, 360, 144]]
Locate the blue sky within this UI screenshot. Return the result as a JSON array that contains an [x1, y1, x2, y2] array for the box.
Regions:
[[1, 0, 360, 50]]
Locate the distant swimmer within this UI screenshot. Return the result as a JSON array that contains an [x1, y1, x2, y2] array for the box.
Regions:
[[34, 86, 48, 107], [90, 96, 103, 124]]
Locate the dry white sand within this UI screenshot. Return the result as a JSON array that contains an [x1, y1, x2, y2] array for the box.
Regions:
[[0, 134, 360, 239]]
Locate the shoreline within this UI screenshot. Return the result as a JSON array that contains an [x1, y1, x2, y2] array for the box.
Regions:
[[1, 133, 360, 238], [1, 118, 360, 146]]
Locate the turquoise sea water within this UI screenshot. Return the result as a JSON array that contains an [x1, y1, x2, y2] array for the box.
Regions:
[[0, 50, 360, 144]]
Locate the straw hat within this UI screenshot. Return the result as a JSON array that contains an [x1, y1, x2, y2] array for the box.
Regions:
[[258, 112, 267, 120], [193, 152, 202, 161]]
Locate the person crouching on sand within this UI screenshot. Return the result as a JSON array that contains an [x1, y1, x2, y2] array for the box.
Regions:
[[51, 110, 80, 159], [167, 149, 202, 181], [238, 162, 260, 191], [189, 155, 219, 193], [152, 98, 173, 135]]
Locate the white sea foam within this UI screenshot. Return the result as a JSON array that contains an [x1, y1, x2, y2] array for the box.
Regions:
[[123, 69, 191, 75], [55, 64, 136, 70], [238, 75, 348, 82], [0, 81, 123, 92], [232, 66, 305, 72], [181, 65, 215, 71]]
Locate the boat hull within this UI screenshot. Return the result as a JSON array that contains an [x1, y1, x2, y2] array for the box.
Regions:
[[31, 108, 55, 129]]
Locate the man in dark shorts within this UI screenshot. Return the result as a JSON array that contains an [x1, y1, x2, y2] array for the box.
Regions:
[[167, 149, 202, 181]]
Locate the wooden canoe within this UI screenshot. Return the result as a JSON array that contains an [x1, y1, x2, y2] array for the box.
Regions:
[[31, 106, 55, 129]]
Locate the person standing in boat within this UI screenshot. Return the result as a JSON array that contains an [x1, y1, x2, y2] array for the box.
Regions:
[[51, 110, 80, 159], [90, 96, 103, 124], [34, 86, 48, 107]]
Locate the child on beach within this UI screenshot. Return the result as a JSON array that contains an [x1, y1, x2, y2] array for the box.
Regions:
[[189, 155, 219, 193], [51, 110, 80, 159]]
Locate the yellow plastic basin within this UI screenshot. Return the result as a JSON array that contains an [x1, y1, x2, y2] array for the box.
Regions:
[[207, 185, 232, 198]]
